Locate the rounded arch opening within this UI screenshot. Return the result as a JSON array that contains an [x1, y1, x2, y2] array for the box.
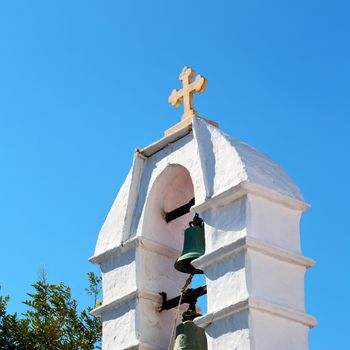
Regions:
[[142, 164, 195, 251], [141, 163, 207, 315]]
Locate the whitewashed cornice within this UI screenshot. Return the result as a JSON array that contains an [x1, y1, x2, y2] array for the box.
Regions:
[[192, 181, 310, 213], [89, 236, 180, 265], [194, 297, 317, 329], [90, 288, 161, 317], [192, 236, 315, 270]]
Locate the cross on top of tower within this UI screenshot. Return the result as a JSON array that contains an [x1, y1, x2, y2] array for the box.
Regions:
[[168, 66, 208, 120], [164, 66, 218, 136]]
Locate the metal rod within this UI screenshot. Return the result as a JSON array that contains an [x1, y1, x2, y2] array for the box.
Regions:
[[164, 198, 195, 223], [158, 285, 207, 312]]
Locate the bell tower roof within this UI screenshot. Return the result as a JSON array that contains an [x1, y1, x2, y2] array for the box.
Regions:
[[91, 117, 306, 261]]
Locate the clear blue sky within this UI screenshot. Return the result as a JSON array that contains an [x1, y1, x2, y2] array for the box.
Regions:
[[0, 1, 349, 348]]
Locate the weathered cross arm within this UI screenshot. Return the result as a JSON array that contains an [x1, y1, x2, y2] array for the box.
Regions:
[[168, 88, 183, 107]]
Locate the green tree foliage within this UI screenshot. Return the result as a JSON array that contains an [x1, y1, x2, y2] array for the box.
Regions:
[[0, 273, 102, 350]]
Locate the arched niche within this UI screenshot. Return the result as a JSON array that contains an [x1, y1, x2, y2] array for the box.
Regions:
[[141, 164, 195, 251], [139, 164, 207, 319]]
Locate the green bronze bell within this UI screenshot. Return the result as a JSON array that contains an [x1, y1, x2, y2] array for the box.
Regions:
[[174, 214, 205, 274], [173, 320, 208, 350]]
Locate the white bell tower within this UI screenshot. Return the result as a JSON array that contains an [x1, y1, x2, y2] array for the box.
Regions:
[[90, 67, 316, 350]]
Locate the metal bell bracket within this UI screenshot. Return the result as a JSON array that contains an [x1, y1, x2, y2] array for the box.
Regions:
[[158, 285, 207, 314], [163, 198, 195, 223]]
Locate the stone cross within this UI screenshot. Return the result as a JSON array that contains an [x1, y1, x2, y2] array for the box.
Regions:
[[168, 66, 208, 120]]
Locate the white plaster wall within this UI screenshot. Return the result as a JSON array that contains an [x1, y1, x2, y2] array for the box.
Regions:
[[246, 250, 306, 312], [205, 252, 248, 312], [202, 197, 247, 253], [138, 297, 178, 350], [246, 194, 302, 253], [101, 249, 137, 304], [206, 311, 251, 350], [249, 309, 309, 350], [137, 248, 187, 299], [101, 300, 138, 350]]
